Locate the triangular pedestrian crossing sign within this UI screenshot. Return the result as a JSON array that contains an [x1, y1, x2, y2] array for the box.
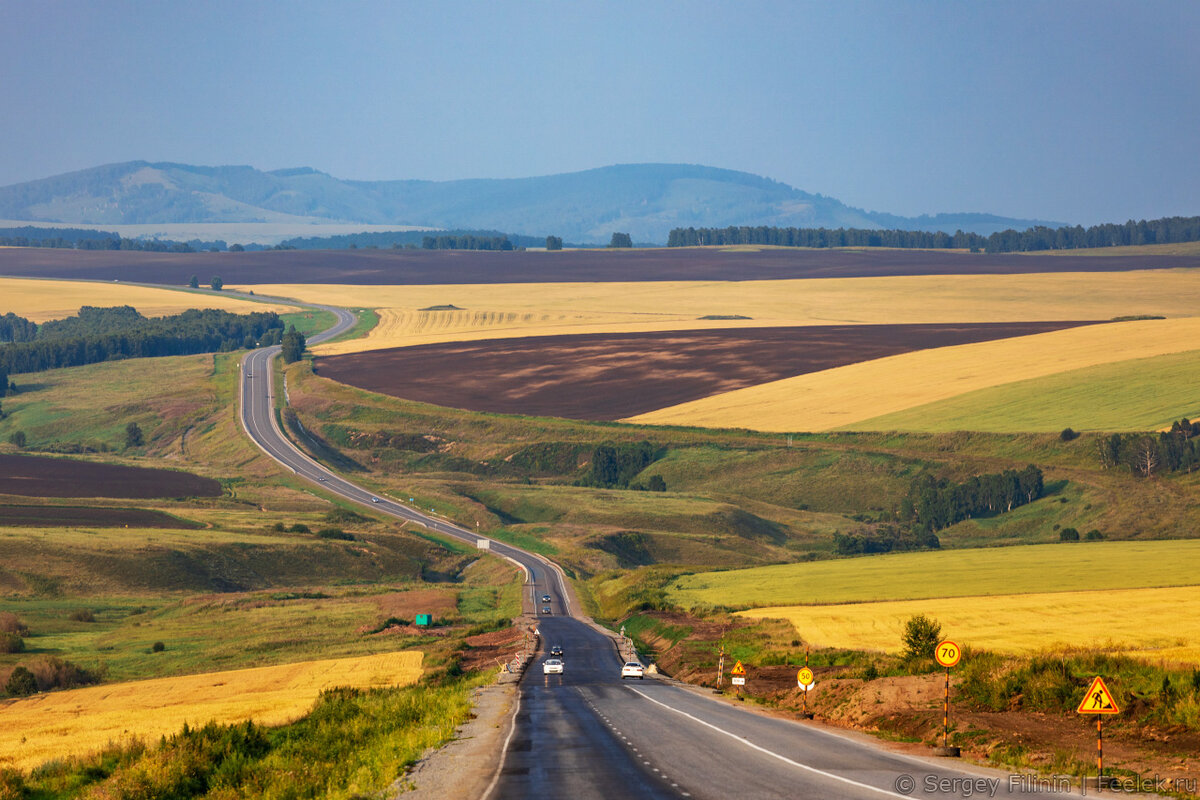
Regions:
[[1077, 676, 1119, 714], [730, 660, 746, 676]]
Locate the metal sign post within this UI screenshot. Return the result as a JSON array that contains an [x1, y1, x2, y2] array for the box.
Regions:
[[730, 660, 746, 697], [1077, 675, 1119, 790], [796, 665, 815, 719], [934, 640, 962, 757]]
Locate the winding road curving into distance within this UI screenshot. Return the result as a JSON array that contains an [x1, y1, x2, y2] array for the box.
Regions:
[[238, 307, 1085, 800]]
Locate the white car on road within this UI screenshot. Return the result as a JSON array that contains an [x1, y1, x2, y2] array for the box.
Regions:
[[620, 661, 645, 680], [543, 658, 564, 675]]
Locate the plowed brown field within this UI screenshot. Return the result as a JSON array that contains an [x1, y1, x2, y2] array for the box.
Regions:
[[313, 321, 1093, 420], [0, 504, 200, 528], [2, 246, 1197, 285], [0, 454, 222, 498]]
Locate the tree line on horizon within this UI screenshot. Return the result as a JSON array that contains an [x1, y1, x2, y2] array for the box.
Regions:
[[666, 215, 1200, 253]]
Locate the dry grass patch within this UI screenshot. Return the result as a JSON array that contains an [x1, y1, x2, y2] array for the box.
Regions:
[[243, 270, 1200, 355], [739, 586, 1200, 664], [0, 277, 295, 322], [0, 651, 423, 771], [628, 317, 1200, 431]]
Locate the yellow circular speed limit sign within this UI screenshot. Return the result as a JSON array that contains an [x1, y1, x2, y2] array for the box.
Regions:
[[797, 667, 815, 690], [935, 639, 962, 668]]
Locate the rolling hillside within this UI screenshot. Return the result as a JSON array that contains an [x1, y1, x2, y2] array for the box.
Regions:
[[0, 162, 1057, 244]]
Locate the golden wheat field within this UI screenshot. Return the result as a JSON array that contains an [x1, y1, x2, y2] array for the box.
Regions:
[[0, 651, 423, 771], [0, 277, 296, 322], [240, 269, 1200, 356], [627, 317, 1200, 431], [739, 586, 1200, 664]]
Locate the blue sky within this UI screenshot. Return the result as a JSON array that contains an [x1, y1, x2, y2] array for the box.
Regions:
[[2, 0, 1196, 224]]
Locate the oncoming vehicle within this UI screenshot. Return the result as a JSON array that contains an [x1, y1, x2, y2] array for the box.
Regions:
[[541, 606, 552, 615], [370, 497, 380, 503], [541, 594, 552, 603], [543, 658, 564, 675], [621, 661, 645, 680], [549, 645, 563, 657]]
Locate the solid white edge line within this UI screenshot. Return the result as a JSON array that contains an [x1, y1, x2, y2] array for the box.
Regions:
[[480, 689, 522, 800], [628, 687, 908, 799]]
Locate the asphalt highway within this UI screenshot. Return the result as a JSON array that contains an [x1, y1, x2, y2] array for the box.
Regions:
[[239, 307, 1087, 800]]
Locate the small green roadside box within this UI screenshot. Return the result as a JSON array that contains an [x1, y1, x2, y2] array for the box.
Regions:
[[415, 614, 432, 627]]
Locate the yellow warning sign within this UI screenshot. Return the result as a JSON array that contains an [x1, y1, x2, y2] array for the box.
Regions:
[[1077, 676, 1120, 715], [797, 667, 815, 689], [730, 660, 746, 676]]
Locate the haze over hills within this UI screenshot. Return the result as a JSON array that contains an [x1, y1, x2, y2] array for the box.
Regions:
[[0, 161, 1061, 245]]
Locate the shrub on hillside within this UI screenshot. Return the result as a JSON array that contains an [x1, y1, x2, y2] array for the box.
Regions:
[[26, 656, 99, 690], [324, 508, 368, 525], [1085, 529, 1105, 540], [5, 666, 37, 696], [1059, 527, 1080, 541], [1060, 427, 1079, 441], [0, 612, 27, 635], [901, 614, 942, 660], [69, 609, 96, 622], [317, 528, 355, 541], [0, 632, 24, 654], [288, 523, 311, 533]]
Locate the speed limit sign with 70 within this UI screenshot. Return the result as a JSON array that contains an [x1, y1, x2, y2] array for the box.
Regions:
[[935, 640, 962, 668]]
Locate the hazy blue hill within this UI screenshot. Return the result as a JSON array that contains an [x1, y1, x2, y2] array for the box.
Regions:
[[0, 161, 1059, 243]]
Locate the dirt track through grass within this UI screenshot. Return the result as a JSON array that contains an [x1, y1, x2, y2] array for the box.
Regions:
[[0, 651, 424, 772]]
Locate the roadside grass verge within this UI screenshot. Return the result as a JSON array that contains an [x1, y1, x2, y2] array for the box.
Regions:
[[0, 651, 425, 772], [278, 308, 337, 337], [323, 307, 380, 345], [2, 673, 490, 799]]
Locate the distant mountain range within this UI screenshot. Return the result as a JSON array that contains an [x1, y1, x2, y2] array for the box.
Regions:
[[0, 162, 1061, 245]]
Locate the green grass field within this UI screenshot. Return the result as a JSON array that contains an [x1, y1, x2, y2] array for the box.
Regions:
[[848, 349, 1200, 432], [278, 308, 337, 337], [669, 539, 1200, 608]]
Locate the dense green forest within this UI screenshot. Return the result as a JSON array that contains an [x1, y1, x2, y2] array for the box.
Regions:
[[0, 306, 283, 375], [667, 215, 1200, 252], [901, 466, 1045, 533]]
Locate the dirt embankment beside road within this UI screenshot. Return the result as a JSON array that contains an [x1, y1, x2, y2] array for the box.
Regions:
[[635, 610, 1200, 794]]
